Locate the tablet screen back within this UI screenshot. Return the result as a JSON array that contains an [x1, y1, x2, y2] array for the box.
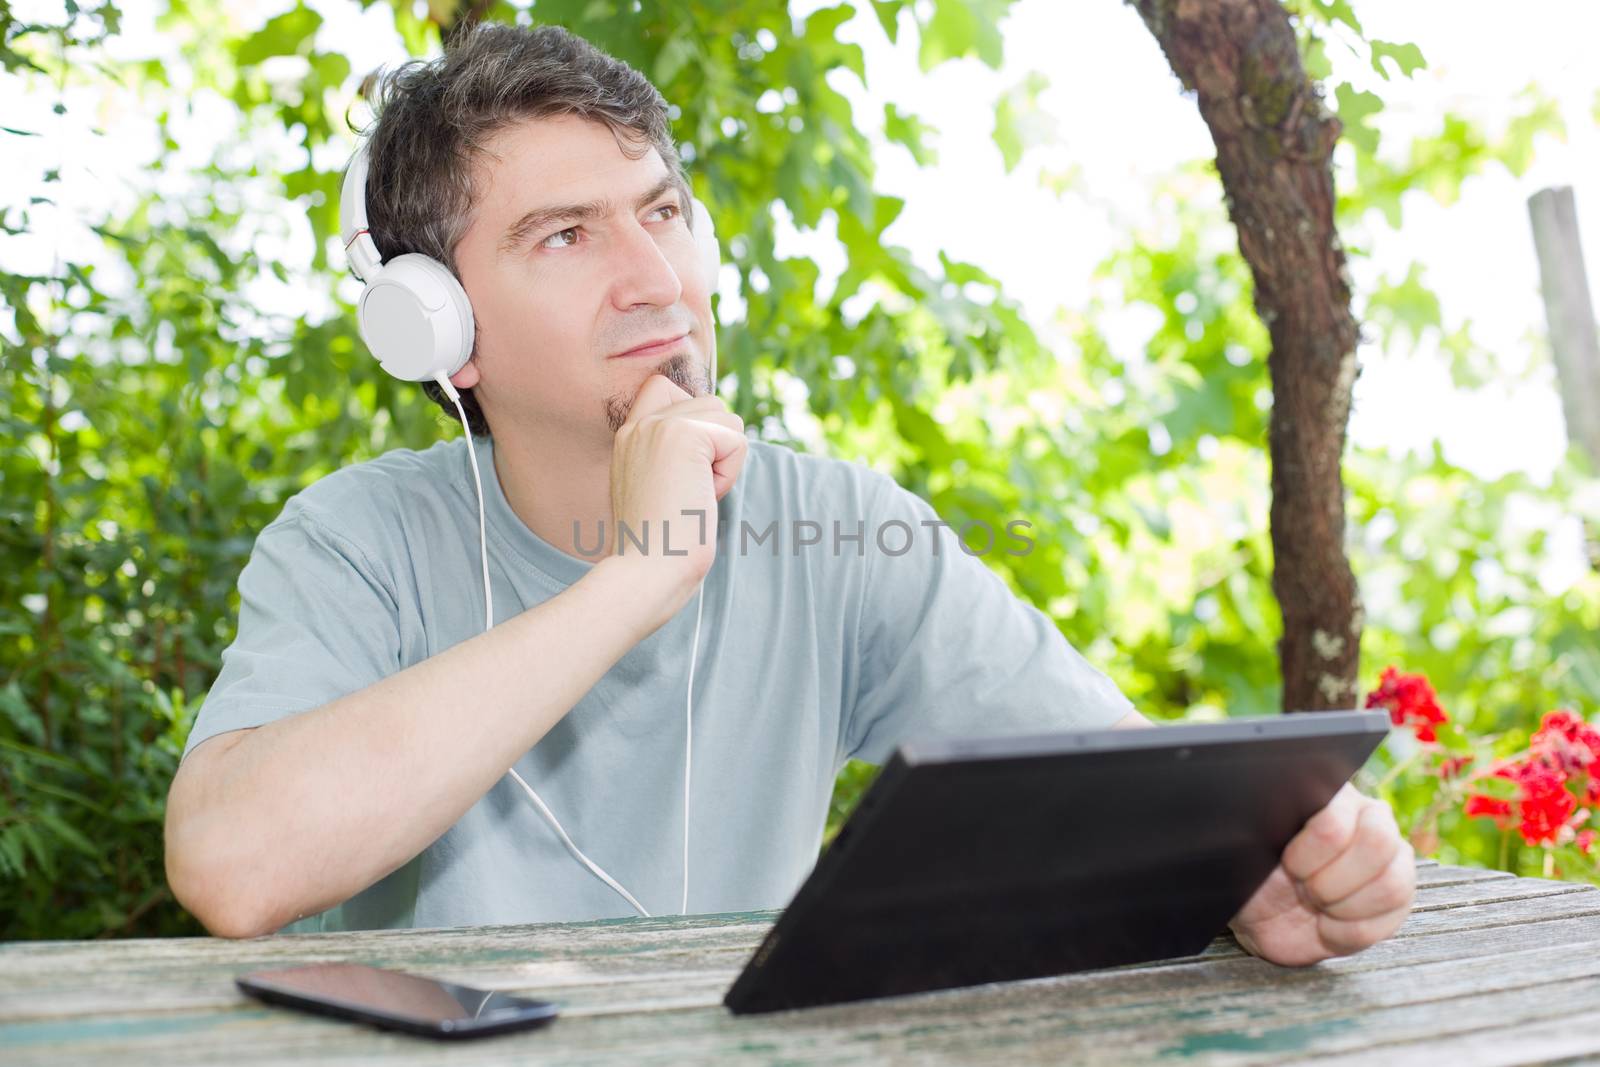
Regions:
[[725, 709, 1390, 1014]]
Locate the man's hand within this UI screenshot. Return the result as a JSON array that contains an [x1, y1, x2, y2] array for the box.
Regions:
[[1227, 783, 1417, 966], [608, 373, 747, 624]]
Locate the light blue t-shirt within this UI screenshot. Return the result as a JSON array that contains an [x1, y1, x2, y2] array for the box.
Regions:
[[184, 433, 1134, 932]]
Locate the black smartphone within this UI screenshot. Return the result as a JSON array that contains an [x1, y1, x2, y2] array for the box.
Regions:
[[235, 962, 559, 1040]]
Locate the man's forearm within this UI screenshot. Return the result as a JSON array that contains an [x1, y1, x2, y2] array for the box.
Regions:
[[165, 555, 686, 938]]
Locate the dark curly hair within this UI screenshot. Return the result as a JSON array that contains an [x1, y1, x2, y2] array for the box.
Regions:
[[352, 22, 692, 436]]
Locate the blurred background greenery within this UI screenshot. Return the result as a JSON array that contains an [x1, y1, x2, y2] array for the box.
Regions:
[[3, 0, 1598, 940]]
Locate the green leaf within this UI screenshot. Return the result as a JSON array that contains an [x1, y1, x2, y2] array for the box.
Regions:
[[804, 3, 856, 49], [1307, 0, 1363, 36], [1369, 40, 1426, 81], [1499, 87, 1565, 176], [918, 0, 1009, 72], [1301, 35, 1332, 83], [872, 194, 905, 236], [37, 811, 101, 861], [938, 250, 1001, 288], [1334, 83, 1383, 155], [883, 103, 937, 166], [992, 71, 1056, 174], [1364, 263, 1441, 347], [310, 51, 349, 90], [870, 0, 904, 43], [235, 4, 323, 67], [804, 4, 866, 82]]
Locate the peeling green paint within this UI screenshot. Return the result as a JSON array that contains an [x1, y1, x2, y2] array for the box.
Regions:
[[1159, 1016, 1360, 1057]]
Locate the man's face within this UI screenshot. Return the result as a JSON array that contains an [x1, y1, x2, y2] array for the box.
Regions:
[[452, 113, 715, 440]]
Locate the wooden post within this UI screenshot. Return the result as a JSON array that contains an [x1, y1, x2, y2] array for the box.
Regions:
[[1529, 187, 1600, 568], [1528, 187, 1600, 471]]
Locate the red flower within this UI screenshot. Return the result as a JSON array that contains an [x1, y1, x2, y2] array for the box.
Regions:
[[1435, 755, 1474, 779], [1365, 667, 1449, 743], [1464, 751, 1587, 847], [1492, 759, 1578, 847], [1463, 794, 1513, 827], [1579, 830, 1597, 855], [1531, 709, 1600, 794]]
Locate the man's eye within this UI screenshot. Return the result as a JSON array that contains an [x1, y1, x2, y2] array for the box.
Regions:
[[651, 203, 680, 222], [541, 227, 580, 250]]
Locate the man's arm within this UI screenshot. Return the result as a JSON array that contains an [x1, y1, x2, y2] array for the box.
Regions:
[[166, 375, 746, 938], [841, 474, 1139, 763], [166, 555, 687, 938]]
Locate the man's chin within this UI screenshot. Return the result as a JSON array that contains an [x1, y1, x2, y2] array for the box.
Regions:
[[602, 351, 710, 431], [653, 350, 710, 396]]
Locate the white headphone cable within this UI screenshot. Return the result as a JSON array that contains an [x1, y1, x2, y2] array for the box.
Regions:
[[436, 376, 494, 635], [682, 584, 702, 915], [433, 371, 706, 920], [681, 337, 719, 915]]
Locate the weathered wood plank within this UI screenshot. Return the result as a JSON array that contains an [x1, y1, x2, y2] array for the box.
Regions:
[[0, 910, 777, 967], [10, 931, 1600, 1066], [1392, 883, 1600, 938], [1408, 875, 1588, 912], [0, 885, 1584, 1030], [1413, 863, 1511, 888], [1299, 1007, 1600, 1067], [3, 921, 1600, 1062], [0, 864, 1562, 1022], [4, 865, 1598, 1066], [0, 913, 772, 1012]]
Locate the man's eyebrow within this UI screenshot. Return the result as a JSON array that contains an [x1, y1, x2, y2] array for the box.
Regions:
[[498, 176, 684, 257]]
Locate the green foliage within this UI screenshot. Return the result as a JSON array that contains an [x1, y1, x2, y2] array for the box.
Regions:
[[3, 0, 1595, 941], [1333, 83, 1382, 155], [992, 71, 1057, 174], [1367, 40, 1425, 81], [917, 0, 1008, 71]]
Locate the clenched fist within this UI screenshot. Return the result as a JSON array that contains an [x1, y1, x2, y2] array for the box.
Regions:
[[1228, 783, 1417, 966], [608, 373, 747, 626]]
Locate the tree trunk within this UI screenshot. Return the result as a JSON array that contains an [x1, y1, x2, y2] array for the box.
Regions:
[[1129, 0, 1363, 711]]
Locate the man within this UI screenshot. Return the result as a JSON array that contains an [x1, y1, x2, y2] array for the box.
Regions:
[[164, 23, 1414, 966]]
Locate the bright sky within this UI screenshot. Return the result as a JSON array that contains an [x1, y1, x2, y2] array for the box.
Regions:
[[5, 0, 1598, 494]]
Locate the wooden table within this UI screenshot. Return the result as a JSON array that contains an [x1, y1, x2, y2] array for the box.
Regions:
[[3, 861, 1599, 1065]]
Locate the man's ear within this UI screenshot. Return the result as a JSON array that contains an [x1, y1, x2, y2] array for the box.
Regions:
[[449, 358, 480, 390]]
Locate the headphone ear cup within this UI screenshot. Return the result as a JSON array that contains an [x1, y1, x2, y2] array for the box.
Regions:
[[690, 197, 720, 293], [355, 253, 475, 383]]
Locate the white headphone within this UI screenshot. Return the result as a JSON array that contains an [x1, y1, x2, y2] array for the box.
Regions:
[[339, 136, 721, 918]]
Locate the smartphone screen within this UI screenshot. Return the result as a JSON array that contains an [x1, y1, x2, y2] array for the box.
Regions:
[[236, 962, 559, 1039]]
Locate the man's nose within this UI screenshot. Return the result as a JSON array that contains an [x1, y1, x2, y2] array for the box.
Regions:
[[608, 219, 683, 310]]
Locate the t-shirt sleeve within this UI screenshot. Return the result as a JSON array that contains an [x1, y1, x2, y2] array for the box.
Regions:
[[841, 473, 1135, 765], [181, 507, 404, 762]]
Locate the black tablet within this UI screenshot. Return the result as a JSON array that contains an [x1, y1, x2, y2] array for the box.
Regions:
[[724, 709, 1391, 1014]]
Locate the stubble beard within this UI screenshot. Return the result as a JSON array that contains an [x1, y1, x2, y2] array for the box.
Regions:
[[603, 351, 712, 432]]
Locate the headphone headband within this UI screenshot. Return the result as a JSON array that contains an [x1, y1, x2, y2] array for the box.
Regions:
[[339, 142, 382, 283]]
